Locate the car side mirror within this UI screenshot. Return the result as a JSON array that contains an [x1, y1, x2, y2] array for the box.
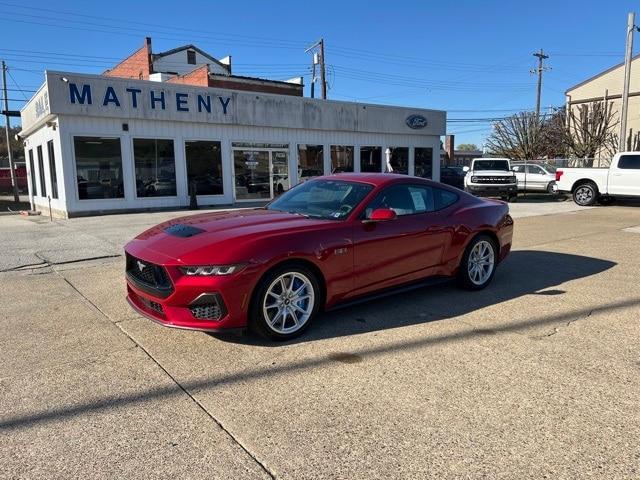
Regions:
[[364, 208, 397, 223], [462, 166, 470, 172]]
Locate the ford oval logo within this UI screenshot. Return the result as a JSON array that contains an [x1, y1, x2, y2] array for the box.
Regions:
[[406, 114, 428, 129]]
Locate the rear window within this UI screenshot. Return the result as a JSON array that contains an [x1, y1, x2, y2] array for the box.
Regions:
[[473, 160, 510, 171], [618, 155, 640, 169]]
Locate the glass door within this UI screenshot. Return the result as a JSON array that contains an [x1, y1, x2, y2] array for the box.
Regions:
[[233, 149, 271, 200], [271, 150, 289, 196]]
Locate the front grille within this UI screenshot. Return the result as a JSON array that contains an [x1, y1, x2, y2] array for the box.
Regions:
[[126, 253, 174, 298], [472, 176, 515, 184], [136, 293, 164, 314]]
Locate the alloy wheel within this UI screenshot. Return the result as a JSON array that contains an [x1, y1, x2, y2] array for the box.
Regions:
[[575, 186, 594, 205], [262, 272, 315, 334], [467, 240, 495, 286]]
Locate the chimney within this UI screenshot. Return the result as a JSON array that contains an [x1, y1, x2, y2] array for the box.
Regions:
[[444, 135, 455, 165], [145, 37, 153, 74]]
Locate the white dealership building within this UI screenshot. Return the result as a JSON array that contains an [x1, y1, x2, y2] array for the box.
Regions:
[[20, 71, 445, 217]]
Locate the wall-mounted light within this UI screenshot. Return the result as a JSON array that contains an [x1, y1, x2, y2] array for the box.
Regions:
[[46, 121, 57, 130], [60, 77, 69, 83]]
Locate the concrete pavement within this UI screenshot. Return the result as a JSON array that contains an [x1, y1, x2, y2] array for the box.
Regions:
[[1, 202, 639, 478]]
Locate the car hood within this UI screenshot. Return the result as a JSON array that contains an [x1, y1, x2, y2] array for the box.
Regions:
[[469, 170, 514, 176], [125, 208, 332, 264]]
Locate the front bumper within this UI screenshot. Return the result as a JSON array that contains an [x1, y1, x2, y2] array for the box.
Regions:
[[125, 252, 261, 332], [466, 184, 518, 196]]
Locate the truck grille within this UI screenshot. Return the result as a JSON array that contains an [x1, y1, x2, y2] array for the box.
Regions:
[[126, 253, 174, 299], [471, 176, 515, 184]]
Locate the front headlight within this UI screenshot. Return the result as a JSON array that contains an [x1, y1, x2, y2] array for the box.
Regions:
[[179, 265, 243, 276]]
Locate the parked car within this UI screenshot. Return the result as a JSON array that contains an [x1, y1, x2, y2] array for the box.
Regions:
[[440, 165, 466, 190], [511, 162, 556, 193], [125, 174, 514, 340], [464, 158, 518, 202], [555, 152, 640, 206]]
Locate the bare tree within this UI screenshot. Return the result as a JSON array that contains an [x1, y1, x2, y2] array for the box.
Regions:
[[485, 112, 546, 160], [564, 101, 618, 164]]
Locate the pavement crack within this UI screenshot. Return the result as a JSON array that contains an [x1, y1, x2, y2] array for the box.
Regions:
[[55, 269, 276, 480]]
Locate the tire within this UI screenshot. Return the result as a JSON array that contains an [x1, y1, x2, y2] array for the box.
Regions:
[[457, 235, 498, 291], [507, 194, 517, 203], [547, 182, 555, 194], [249, 263, 321, 341], [573, 182, 598, 206]]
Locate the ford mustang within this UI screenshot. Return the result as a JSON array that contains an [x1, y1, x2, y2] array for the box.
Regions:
[[125, 174, 513, 340]]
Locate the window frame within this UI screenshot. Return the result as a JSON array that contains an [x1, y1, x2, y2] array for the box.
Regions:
[[36, 145, 46, 198], [132, 137, 178, 199], [47, 140, 58, 199], [618, 155, 640, 169], [183, 139, 225, 197], [28, 149, 37, 197], [187, 50, 197, 65], [361, 182, 459, 219], [330, 145, 354, 173], [73, 135, 125, 201]]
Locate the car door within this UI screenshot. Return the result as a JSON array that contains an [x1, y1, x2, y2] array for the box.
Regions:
[[352, 183, 450, 294], [525, 164, 547, 190], [608, 154, 640, 196]]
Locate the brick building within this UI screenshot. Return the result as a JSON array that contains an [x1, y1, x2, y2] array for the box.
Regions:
[[104, 37, 303, 97]]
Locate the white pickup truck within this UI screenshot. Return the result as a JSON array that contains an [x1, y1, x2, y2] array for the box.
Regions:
[[555, 152, 640, 206]]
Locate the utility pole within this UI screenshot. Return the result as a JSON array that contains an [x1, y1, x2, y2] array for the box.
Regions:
[[305, 39, 327, 99], [619, 12, 637, 152], [532, 49, 550, 118], [2, 61, 19, 203]]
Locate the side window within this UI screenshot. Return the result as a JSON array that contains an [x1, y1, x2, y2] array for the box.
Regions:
[[434, 188, 459, 210], [365, 184, 435, 217], [527, 165, 543, 174], [618, 155, 640, 169]]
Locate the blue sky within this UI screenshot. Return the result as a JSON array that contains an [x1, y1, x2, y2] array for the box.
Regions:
[[1, 0, 638, 146]]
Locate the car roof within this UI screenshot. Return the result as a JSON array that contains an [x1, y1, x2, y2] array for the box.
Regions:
[[315, 172, 431, 187]]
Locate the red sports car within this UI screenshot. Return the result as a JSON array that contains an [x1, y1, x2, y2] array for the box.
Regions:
[[125, 174, 513, 340]]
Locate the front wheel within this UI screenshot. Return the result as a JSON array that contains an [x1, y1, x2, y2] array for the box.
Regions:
[[457, 235, 498, 290], [573, 182, 598, 206], [250, 265, 321, 340]]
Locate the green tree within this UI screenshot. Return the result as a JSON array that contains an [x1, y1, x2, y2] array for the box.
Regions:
[[0, 125, 24, 163]]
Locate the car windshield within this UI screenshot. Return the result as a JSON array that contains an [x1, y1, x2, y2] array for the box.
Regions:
[[473, 160, 510, 171], [267, 179, 374, 220]]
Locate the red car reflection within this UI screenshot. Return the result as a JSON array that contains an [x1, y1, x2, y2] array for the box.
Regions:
[[125, 174, 513, 340]]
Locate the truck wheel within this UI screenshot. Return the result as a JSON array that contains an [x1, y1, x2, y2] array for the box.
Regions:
[[573, 182, 598, 206], [546, 182, 555, 194]]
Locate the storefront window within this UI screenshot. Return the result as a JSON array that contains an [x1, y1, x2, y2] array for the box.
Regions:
[[360, 146, 382, 173], [185, 140, 223, 195], [134, 138, 177, 197], [297, 144, 324, 181], [331, 145, 354, 173], [415, 147, 433, 179], [47, 140, 58, 199], [389, 147, 409, 174], [28, 149, 36, 196], [37, 145, 46, 197], [74, 137, 124, 200]]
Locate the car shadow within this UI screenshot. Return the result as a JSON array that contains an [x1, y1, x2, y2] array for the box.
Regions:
[[210, 250, 616, 346]]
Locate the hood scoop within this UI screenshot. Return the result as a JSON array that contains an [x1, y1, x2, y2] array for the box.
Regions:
[[164, 223, 206, 238]]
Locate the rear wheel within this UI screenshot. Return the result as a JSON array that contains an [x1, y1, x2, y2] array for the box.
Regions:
[[573, 182, 598, 206], [547, 182, 556, 194], [250, 264, 321, 340], [457, 235, 498, 290]]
